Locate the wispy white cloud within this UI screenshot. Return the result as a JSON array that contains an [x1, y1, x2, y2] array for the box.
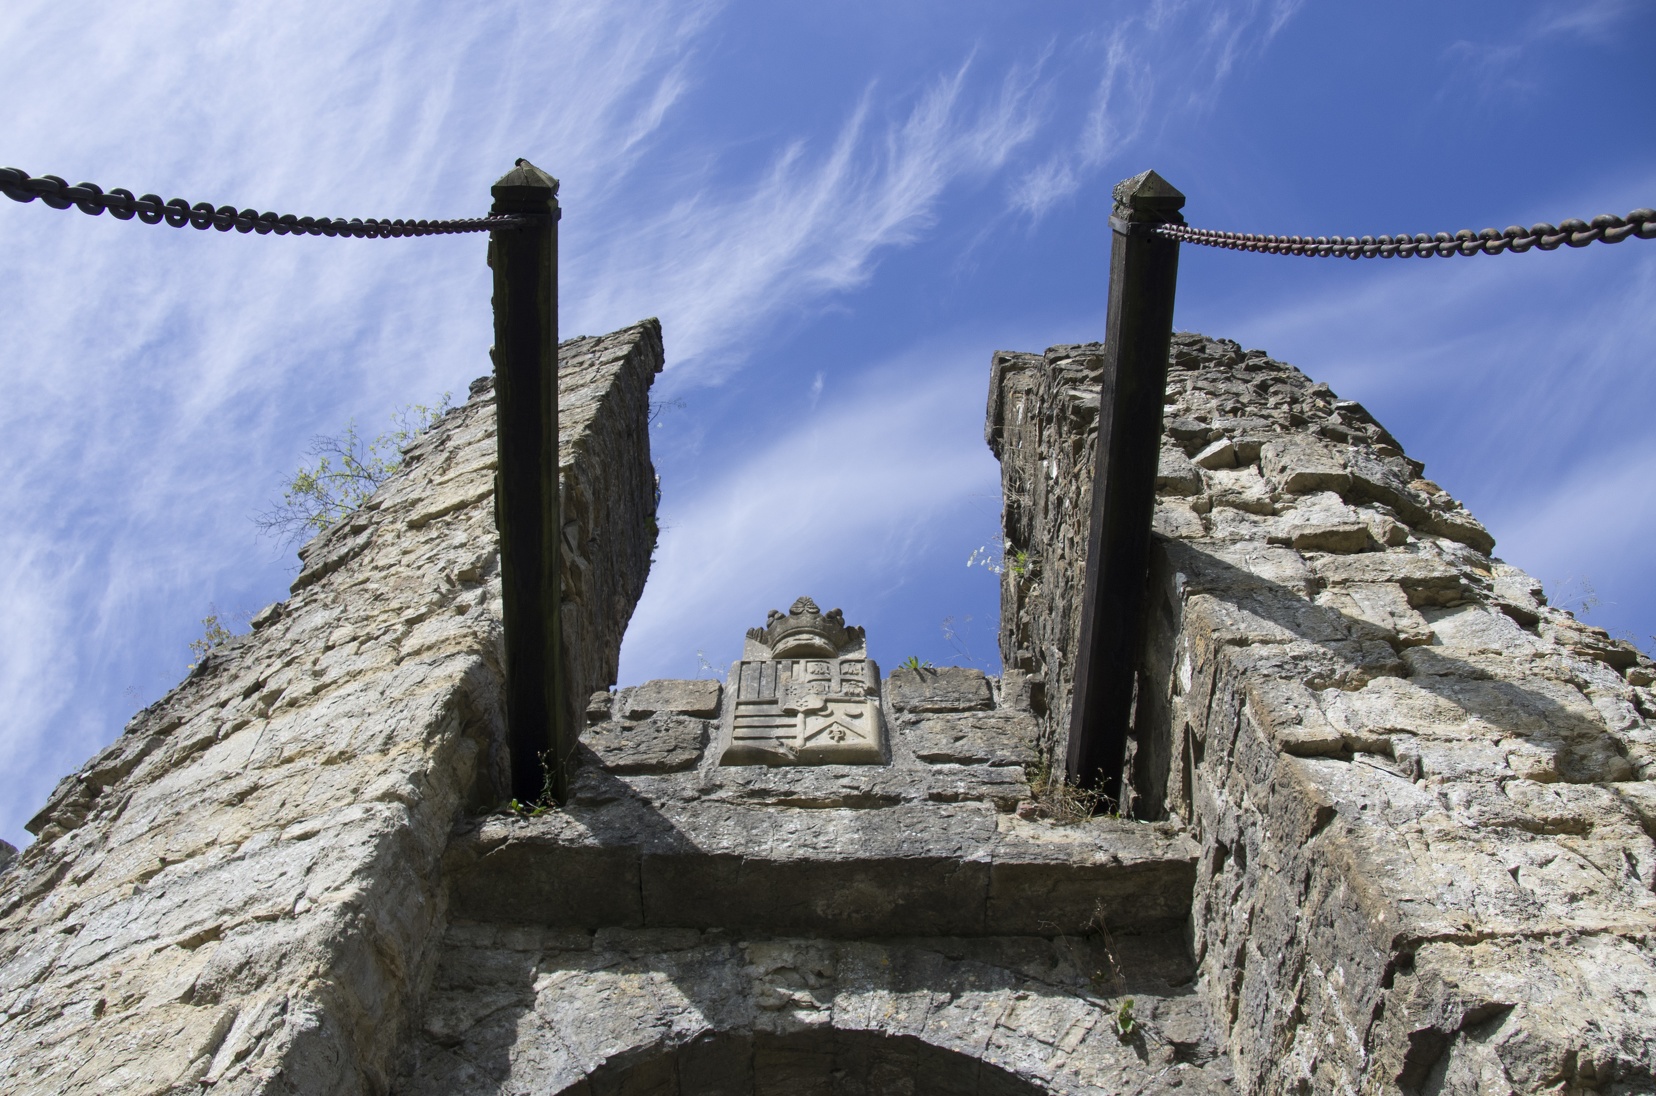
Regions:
[[0, 0, 720, 846], [569, 56, 1046, 378], [619, 339, 1000, 681], [1010, 0, 1304, 219], [1490, 439, 1656, 650], [1441, 0, 1638, 103], [1536, 0, 1636, 39], [1011, 28, 1142, 218], [1183, 172, 1656, 649], [0, 0, 1057, 845]]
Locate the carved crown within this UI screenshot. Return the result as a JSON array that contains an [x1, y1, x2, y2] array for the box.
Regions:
[[744, 596, 864, 658]]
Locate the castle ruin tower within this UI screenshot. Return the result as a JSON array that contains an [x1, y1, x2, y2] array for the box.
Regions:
[[2, 320, 1654, 1094]]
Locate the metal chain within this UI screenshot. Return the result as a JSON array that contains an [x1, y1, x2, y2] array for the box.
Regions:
[[0, 168, 532, 237], [1157, 208, 1656, 258]]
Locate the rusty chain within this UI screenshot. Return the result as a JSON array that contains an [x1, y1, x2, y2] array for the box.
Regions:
[[1156, 208, 1656, 258], [0, 168, 531, 237]]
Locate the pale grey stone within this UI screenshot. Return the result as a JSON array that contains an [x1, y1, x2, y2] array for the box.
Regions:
[[1156, 444, 1203, 495], [901, 709, 1037, 767], [583, 715, 708, 774], [719, 597, 886, 766], [987, 328, 1654, 1096], [0, 320, 664, 1096], [625, 678, 722, 719], [1153, 500, 1206, 539], [396, 930, 1223, 1096], [1205, 466, 1274, 515], [1313, 550, 1465, 607], [248, 601, 283, 630], [1260, 435, 1352, 494], [887, 666, 993, 712], [1192, 437, 1237, 470], [10, 321, 1648, 1096]]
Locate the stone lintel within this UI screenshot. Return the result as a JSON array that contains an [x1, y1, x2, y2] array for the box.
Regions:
[[444, 804, 1196, 937]]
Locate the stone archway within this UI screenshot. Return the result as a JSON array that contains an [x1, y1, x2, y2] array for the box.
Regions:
[[561, 1029, 1049, 1095], [398, 929, 1233, 1095]]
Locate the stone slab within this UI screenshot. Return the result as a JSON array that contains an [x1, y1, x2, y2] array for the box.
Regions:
[[444, 802, 1197, 937], [887, 667, 994, 712], [395, 927, 1229, 1096], [625, 678, 723, 719], [901, 710, 1039, 767], [582, 716, 708, 774]]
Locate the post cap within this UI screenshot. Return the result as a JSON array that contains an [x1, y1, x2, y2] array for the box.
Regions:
[[492, 159, 560, 207], [1112, 170, 1185, 219]]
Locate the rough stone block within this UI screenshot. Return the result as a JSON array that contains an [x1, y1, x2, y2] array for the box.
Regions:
[[1422, 507, 1496, 554], [1157, 445, 1203, 494], [1260, 436, 1351, 494], [886, 666, 993, 713], [1542, 617, 1641, 672], [446, 834, 645, 929], [995, 670, 1044, 713], [1315, 583, 1431, 648], [583, 716, 708, 774], [1285, 523, 1372, 554], [1206, 466, 1274, 515], [445, 802, 1198, 939], [1153, 501, 1206, 539], [1165, 417, 1210, 445], [626, 678, 722, 719], [1422, 604, 1544, 656], [1192, 438, 1237, 470], [901, 710, 1038, 767], [1311, 552, 1464, 607]]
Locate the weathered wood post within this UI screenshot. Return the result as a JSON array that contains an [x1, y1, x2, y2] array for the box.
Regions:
[[489, 159, 572, 804], [1066, 169, 1185, 808]]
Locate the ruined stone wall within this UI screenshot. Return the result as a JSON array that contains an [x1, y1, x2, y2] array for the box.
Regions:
[[0, 320, 660, 1095], [555, 321, 664, 736], [985, 346, 1102, 767], [398, 664, 1231, 1094], [990, 334, 1656, 1093]]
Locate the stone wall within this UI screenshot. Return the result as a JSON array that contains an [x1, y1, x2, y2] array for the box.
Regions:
[[553, 322, 664, 738], [989, 334, 1656, 1093], [399, 664, 1230, 1094], [7, 315, 1651, 1096], [0, 320, 661, 1095]]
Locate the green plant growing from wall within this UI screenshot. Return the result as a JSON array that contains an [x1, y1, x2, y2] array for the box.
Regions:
[[1113, 998, 1137, 1041], [899, 655, 934, 672], [1027, 757, 1111, 823], [187, 609, 236, 669], [256, 397, 451, 546]]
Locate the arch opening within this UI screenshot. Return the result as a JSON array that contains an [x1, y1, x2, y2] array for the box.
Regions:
[[561, 1029, 1050, 1095]]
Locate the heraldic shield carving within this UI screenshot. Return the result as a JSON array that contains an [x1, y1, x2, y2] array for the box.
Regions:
[[718, 596, 887, 765]]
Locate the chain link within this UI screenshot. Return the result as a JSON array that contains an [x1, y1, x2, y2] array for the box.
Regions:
[[0, 168, 532, 237], [1156, 209, 1656, 258]]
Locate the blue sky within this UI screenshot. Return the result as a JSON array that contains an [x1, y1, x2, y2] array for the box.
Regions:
[[2, 0, 1651, 849]]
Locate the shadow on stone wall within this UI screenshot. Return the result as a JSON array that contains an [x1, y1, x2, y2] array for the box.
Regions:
[[1131, 536, 1629, 823], [565, 1029, 1050, 1095]]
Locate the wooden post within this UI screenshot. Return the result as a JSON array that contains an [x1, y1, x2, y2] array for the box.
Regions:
[[489, 159, 571, 805], [1066, 169, 1185, 807]]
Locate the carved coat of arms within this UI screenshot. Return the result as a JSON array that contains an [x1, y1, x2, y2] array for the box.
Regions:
[[718, 596, 886, 765]]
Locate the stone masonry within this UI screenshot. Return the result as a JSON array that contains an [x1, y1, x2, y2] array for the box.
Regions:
[[1, 319, 1652, 1095], [990, 334, 1656, 1093], [0, 320, 663, 1094]]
